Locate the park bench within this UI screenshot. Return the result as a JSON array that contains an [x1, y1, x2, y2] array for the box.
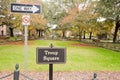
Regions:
[[92, 39, 100, 43]]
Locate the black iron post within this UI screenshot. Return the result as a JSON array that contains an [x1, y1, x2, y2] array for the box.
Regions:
[[14, 64, 19, 80], [92, 73, 97, 80], [49, 64, 53, 80], [49, 44, 53, 80]]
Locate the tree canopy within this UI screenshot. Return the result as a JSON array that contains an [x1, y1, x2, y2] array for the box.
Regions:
[[0, 0, 120, 41], [96, 0, 120, 42]]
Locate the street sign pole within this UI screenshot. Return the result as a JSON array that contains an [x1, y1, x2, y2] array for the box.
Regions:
[[49, 64, 53, 80], [22, 14, 30, 74], [49, 44, 53, 80], [24, 25, 28, 74]]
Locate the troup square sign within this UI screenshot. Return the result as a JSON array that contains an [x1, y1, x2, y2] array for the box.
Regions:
[[36, 48, 66, 64]]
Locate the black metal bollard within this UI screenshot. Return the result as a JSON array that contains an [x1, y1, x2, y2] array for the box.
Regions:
[[14, 64, 19, 80], [92, 73, 98, 80]]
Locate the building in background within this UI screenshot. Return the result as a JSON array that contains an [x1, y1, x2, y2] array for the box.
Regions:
[[0, 25, 7, 36]]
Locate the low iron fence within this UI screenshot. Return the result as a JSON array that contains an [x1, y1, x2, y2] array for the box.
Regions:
[[0, 64, 98, 80], [0, 64, 34, 80], [0, 72, 13, 79]]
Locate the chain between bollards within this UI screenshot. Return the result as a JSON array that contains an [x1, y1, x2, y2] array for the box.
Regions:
[[0, 73, 13, 79], [92, 73, 98, 80]]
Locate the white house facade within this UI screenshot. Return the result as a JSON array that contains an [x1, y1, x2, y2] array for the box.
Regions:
[[0, 25, 7, 36]]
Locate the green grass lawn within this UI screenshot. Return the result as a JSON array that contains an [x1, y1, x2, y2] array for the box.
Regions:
[[0, 40, 120, 71]]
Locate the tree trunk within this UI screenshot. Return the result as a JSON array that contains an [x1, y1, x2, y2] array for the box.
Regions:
[[78, 27, 82, 41], [78, 33, 82, 41], [89, 32, 92, 40], [37, 29, 43, 38], [83, 31, 86, 39], [113, 21, 120, 43], [40, 30, 43, 37], [38, 30, 41, 38], [62, 30, 65, 38], [1, 30, 3, 36], [28, 30, 31, 39], [9, 27, 14, 37]]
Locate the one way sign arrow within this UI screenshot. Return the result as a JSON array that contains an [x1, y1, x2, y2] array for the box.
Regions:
[[11, 3, 41, 14], [32, 5, 39, 13]]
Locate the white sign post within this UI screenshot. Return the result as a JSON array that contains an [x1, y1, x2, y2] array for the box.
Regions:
[[22, 15, 30, 74], [24, 25, 28, 73]]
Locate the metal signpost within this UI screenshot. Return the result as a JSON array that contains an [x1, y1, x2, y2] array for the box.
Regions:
[[10, 3, 41, 74], [23, 15, 29, 73], [36, 44, 66, 80]]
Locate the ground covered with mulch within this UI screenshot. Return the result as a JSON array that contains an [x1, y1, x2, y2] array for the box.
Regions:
[[0, 71, 120, 80], [0, 41, 34, 45], [71, 43, 96, 48]]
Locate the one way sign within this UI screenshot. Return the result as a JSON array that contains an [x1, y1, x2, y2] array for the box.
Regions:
[[11, 3, 41, 14]]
